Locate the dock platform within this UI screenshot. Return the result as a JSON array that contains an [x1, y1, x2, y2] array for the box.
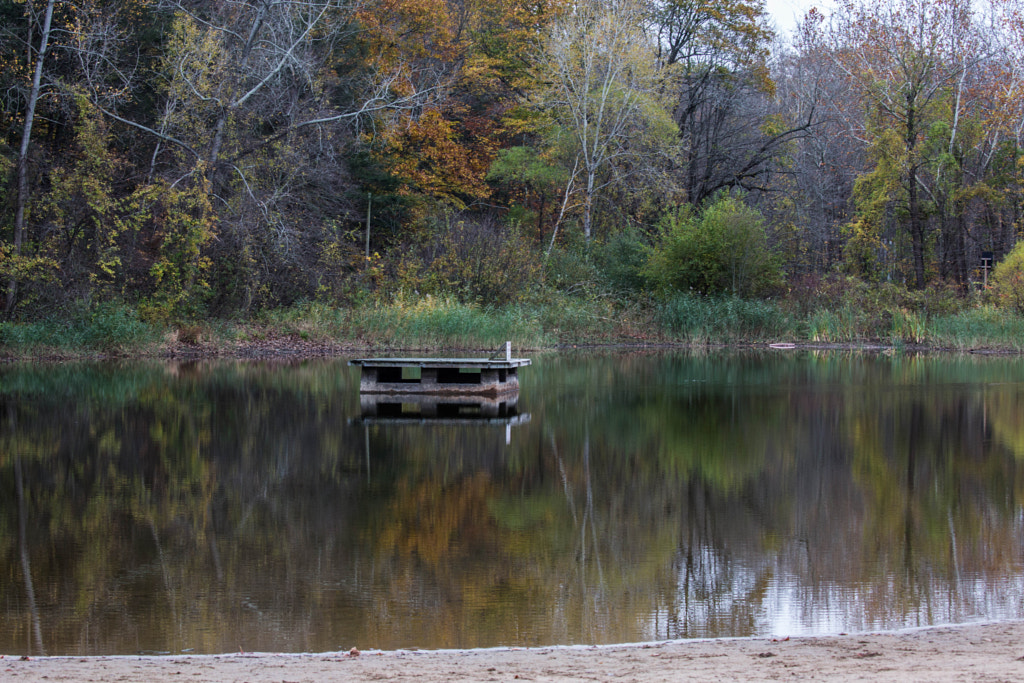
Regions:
[[348, 343, 530, 396]]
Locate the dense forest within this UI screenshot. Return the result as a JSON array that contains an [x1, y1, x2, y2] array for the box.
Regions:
[[4, 0, 1024, 341]]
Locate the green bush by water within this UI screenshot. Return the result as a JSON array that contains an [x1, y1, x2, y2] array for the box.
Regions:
[[644, 197, 784, 298]]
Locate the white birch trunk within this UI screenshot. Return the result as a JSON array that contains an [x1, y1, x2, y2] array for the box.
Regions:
[[6, 0, 57, 314]]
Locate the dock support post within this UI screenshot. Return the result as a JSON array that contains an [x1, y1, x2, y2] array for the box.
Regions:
[[360, 366, 379, 393], [481, 369, 499, 389]]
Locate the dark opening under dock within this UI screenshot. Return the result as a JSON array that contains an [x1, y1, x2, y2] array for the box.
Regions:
[[349, 344, 531, 396]]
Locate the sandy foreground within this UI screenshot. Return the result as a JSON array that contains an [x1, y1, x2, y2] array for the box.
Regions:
[[5, 621, 1024, 682]]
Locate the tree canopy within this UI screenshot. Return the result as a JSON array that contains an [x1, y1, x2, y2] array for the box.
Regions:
[[3, 0, 1024, 320]]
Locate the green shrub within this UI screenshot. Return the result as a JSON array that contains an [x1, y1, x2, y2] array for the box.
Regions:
[[544, 237, 601, 296], [593, 227, 650, 294], [990, 242, 1024, 313], [644, 196, 784, 298]]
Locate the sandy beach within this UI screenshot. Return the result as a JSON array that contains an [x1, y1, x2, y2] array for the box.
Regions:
[[5, 621, 1024, 682]]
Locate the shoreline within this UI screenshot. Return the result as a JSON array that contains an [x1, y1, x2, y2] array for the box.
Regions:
[[3, 337, 1021, 364], [6, 621, 1024, 682]]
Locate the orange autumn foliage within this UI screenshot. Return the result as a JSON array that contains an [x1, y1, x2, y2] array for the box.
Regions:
[[382, 109, 496, 205], [362, 0, 567, 206]]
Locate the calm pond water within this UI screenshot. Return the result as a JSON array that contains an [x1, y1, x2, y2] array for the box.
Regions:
[[2, 351, 1024, 655]]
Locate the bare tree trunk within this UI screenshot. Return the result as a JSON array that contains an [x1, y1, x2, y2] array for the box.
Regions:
[[582, 170, 596, 243], [546, 155, 580, 257], [908, 164, 926, 289], [6, 0, 57, 315], [906, 100, 926, 290], [206, 0, 269, 176]]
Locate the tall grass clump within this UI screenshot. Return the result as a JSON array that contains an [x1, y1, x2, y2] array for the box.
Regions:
[[260, 300, 349, 340], [526, 293, 627, 342], [889, 308, 927, 344], [928, 306, 1024, 351], [657, 294, 794, 343], [805, 305, 870, 342], [350, 295, 547, 349], [0, 303, 160, 353]]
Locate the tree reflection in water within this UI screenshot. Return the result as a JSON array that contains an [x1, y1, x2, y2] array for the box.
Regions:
[[1, 353, 1022, 655]]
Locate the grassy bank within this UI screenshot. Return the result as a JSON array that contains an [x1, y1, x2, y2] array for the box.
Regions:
[[3, 288, 1024, 360]]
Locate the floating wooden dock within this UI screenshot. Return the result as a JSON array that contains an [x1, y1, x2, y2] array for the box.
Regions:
[[348, 342, 530, 396]]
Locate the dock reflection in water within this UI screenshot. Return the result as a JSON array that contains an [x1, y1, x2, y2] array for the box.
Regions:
[[356, 393, 530, 426]]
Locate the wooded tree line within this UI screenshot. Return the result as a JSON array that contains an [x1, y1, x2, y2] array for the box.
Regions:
[[2, 0, 1024, 320]]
